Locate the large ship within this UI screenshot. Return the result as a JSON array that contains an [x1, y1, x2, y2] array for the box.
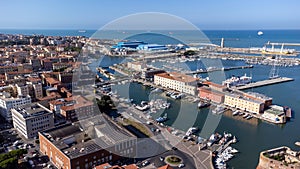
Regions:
[[222, 73, 252, 87]]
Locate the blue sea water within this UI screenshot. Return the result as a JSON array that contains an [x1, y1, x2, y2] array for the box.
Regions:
[[1, 29, 300, 49]]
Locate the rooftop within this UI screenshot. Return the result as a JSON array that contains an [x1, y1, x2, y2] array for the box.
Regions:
[[95, 163, 138, 169], [226, 91, 264, 104], [13, 103, 52, 119], [155, 72, 198, 83], [41, 115, 136, 159], [264, 105, 285, 116], [246, 92, 272, 101]]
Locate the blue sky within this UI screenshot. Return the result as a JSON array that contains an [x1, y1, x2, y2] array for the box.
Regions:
[[1, 0, 300, 30]]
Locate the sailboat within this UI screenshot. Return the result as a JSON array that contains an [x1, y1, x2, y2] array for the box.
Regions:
[[269, 55, 280, 79]]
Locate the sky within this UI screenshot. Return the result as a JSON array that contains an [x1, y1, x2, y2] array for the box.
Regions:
[[1, 0, 300, 30]]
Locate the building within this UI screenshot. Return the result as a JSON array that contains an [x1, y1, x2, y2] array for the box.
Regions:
[[60, 97, 94, 121], [224, 90, 273, 114], [29, 59, 42, 71], [12, 103, 54, 139], [158, 165, 174, 169], [202, 81, 227, 92], [256, 146, 300, 169], [224, 91, 265, 114], [0, 92, 31, 121], [127, 62, 147, 72], [262, 105, 286, 124], [49, 96, 94, 121], [136, 44, 168, 51], [94, 163, 138, 169], [154, 72, 198, 95], [244, 92, 273, 108], [26, 78, 43, 99], [113, 41, 147, 49], [141, 69, 165, 81], [39, 116, 136, 169], [198, 87, 225, 104], [15, 84, 30, 96]]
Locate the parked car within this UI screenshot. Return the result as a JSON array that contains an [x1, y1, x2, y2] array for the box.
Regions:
[[142, 160, 150, 166], [178, 163, 185, 168]]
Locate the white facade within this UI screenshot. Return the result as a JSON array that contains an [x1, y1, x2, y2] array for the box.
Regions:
[[16, 84, 30, 96], [12, 103, 54, 139], [262, 105, 286, 124], [0, 93, 31, 121], [154, 72, 198, 95]]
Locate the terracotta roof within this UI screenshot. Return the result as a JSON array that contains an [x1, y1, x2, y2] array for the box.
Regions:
[[60, 99, 93, 112], [38, 93, 61, 101], [202, 81, 226, 88], [94, 163, 138, 169], [6, 70, 33, 75], [158, 164, 173, 169], [27, 77, 42, 82], [156, 72, 197, 83], [58, 96, 93, 112], [45, 77, 61, 85]]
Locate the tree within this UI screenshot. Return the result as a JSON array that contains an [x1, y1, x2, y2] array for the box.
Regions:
[[0, 149, 27, 169], [96, 95, 114, 113], [0, 157, 17, 169]]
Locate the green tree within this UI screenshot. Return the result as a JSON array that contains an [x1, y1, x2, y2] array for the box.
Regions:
[[0, 157, 17, 169], [96, 95, 114, 113], [0, 149, 27, 169]]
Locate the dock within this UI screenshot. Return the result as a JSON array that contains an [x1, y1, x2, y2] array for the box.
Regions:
[[233, 77, 294, 90], [185, 65, 253, 75]]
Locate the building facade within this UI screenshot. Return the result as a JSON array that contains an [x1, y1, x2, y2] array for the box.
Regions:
[[198, 87, 225, 104], [49, 96, 94, 121], [0, 92, 31, 121], [224, 92, 265, 114], [39, 118, 136, 169], [154, 72, 198, 95], [12, 103, 54, 139]]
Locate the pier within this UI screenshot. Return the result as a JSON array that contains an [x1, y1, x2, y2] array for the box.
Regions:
[[186, 65, 253, 75], [233, 77, 294, 90]]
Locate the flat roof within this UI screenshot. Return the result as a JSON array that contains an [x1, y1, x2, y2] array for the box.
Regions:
[[264, 105, 285, 116], [41, 115, 136, 159], [13, 103, 52, 119]]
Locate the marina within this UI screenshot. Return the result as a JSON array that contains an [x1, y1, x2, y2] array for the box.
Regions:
[[85, 29, 300, 169]]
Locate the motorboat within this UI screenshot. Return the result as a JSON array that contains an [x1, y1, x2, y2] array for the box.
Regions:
[[155, 113, 168, 123], [232, 110, 239, 116], [186, 127, 199, 136], [198, 101, 211, 108]]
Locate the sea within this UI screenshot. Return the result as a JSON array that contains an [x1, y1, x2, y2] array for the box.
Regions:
[[1, 29, 300, 169]]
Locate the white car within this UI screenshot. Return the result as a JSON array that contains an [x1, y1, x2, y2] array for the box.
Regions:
[[178, 163, 185, 168], [142, 160, 150, 166]]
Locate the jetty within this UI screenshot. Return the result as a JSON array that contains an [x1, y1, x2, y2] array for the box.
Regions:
[[185, 65, 254, 75], [233, 77, 294, 90]]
